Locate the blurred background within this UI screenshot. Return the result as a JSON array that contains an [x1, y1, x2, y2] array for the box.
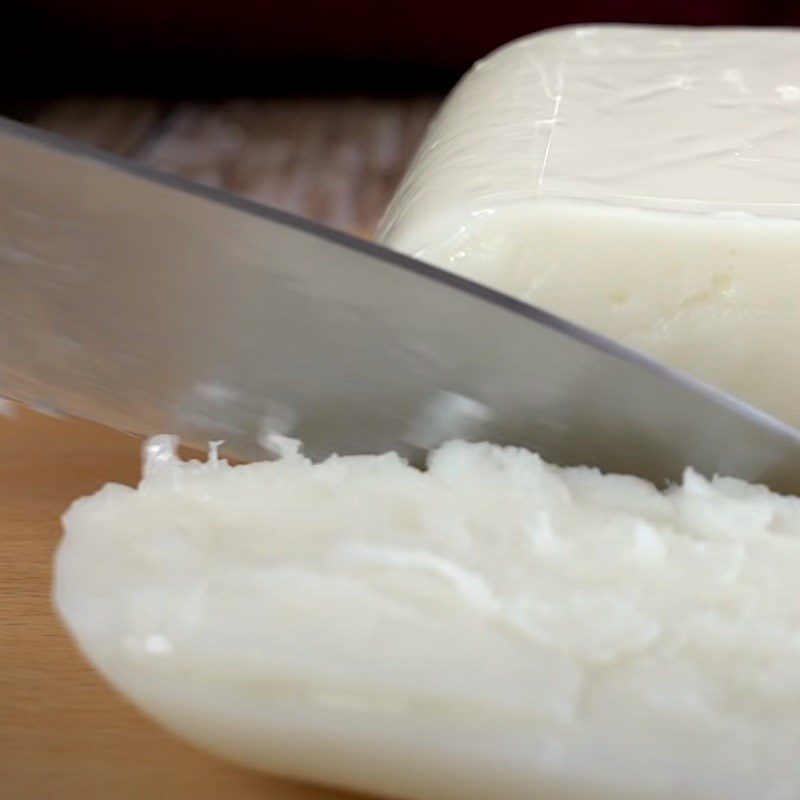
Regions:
[[2, 0, 795, 238]]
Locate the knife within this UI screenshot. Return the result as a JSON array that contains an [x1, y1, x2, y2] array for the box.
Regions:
[[1, 115, 799, 492]]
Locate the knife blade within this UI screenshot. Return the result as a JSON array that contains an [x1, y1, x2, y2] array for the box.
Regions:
[[1, 115, 799, 492]]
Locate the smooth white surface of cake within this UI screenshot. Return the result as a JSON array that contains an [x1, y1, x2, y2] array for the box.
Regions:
[[55, 437, 800, 800], [380, 25, 800, 427]]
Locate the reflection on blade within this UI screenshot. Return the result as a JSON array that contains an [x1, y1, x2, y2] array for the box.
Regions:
[[0, 115, 799, 492]]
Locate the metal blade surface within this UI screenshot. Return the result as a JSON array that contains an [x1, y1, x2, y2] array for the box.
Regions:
[[1, 117, 799, 491]]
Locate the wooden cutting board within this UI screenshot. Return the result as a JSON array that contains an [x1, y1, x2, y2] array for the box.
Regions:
[[0, 407, 359, 799]]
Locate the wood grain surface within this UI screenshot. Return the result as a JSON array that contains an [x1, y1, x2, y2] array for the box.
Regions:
[[1, 97, 438, 799], [32, 96, 438, 237]]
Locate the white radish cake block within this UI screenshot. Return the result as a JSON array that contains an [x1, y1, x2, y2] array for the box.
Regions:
[[380, 25, 800, 428], [56, 437, 800, 800]]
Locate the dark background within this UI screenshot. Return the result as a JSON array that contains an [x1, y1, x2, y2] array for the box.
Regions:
[[3, 0, 796, 100]]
